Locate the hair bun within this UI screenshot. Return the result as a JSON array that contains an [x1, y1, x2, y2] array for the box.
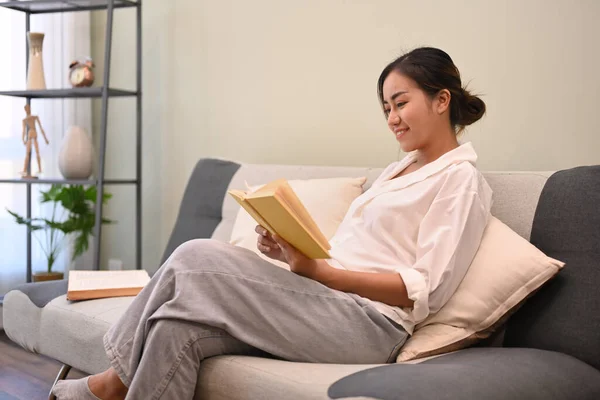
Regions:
[[456, 89, 486, 127]]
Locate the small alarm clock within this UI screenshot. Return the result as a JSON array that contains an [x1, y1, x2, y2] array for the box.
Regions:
[[69, 58, 95, 88]]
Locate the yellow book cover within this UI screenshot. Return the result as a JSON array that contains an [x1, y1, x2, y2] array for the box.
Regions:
[[228, 179, 331, 259]]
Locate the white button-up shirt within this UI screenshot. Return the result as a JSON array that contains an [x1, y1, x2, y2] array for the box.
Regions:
[[328, 142, 493, 334]]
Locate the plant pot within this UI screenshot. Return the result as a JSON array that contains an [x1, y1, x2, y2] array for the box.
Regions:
[[32, 271, 64, 282]]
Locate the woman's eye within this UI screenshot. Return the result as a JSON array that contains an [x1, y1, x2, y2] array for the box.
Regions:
[[384, 109, 390, 116], [396, 102, 406, 108]]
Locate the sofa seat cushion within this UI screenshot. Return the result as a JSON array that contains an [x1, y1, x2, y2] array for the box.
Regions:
[[329, 347, 600, 400], [197, 355, 380, 400], [41, 295, 137, 374], [4, 289, 394, 400], [6, 289, 390, 400]]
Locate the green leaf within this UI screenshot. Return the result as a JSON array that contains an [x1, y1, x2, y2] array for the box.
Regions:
[[7, 184, 114, 267], [84, 186, 112, 204], [84, 186, 97, 202], [40, 184, 63, 203], [6, 209, 45, 231], [73, 230, 91, 260]]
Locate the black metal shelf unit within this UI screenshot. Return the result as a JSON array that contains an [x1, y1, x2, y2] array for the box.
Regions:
[[0, 0, 143, 281], [0, 0, 137, 13], [0, 87, 137, 98]]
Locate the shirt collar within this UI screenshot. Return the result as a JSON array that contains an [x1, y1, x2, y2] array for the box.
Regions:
[[347, 143, 478, 218], [380, 141, 478, 190]]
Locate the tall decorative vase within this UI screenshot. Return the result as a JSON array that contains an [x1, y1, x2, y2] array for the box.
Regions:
[[59, 126, 94, 179], [27, 32, 47, 90]]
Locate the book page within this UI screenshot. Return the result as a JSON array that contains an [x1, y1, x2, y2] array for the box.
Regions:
[[68, 270, 150, 292], [228, 190, 276, 235], [247, 179, 329, 250], [253, 178, 287, 195], [276, 181, 330, 250], [228, 189, 247, 198]]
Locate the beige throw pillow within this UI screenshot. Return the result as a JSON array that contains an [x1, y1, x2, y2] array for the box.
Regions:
[[396, 216, 565, 362], [229, 176, 367, 269]]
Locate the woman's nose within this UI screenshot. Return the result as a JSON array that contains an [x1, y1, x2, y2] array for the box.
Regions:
[[388, 109, 400, 126]]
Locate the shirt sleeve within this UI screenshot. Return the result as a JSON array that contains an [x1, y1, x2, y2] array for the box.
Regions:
[[395, 190, 489, 325]]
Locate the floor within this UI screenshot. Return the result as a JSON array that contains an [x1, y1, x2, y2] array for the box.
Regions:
[[0, 330, 87, 400]]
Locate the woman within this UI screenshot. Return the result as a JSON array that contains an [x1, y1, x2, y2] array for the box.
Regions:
[[54, 47, 492, 400]]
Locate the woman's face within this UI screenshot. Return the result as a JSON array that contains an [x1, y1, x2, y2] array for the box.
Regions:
[[382, 70, 445, 153]]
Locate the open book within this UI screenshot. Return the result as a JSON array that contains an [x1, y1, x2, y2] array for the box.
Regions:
[[67, 270, 151, 301], [228, 179, 331, 259]]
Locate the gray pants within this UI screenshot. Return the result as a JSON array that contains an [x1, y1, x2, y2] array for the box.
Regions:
[[103, 239, 408, 399]]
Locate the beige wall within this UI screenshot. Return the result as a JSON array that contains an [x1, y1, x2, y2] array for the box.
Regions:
[[92, 0, 600, 273]]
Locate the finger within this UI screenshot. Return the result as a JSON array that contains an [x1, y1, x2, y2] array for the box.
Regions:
[[257, 243, 272, 253], [259, 236, 278, 247], [273, 236, 299, 265], [258, 235, 279, 250], [255, 225, 269, 237], [257, 236, 272, 251]]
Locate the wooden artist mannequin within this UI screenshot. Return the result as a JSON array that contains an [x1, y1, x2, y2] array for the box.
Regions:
[[21, 104, 49, 178]]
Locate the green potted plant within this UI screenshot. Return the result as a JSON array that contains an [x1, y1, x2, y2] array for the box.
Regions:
[[6, 184, 113, 282]]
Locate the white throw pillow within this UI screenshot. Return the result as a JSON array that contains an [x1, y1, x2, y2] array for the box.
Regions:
[[229, 176, 367, 269], [396, 216, 565, 362]]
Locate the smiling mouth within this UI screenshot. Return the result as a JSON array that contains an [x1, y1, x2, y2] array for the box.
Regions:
[[395, 128, 409, 139]]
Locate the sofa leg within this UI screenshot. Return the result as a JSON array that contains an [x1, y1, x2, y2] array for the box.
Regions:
[[48, 364, 72, 400]]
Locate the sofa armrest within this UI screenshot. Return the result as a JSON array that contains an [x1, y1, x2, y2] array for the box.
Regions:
[[3, 280, 67, 352], [328, 348, 600, 400], [9, 280, 68, 308]]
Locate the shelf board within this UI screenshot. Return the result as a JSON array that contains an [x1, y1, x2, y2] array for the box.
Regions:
[[0, 87, 137, 99], [0, 178, 138, 185], [0, 0, 138, 14]]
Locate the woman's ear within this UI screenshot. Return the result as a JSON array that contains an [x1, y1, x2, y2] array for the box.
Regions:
[[435, 89, 451, 114]]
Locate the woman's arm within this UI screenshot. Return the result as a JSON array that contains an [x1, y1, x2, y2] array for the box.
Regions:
[[270, 187, 489, 316], [271, 235, 413, 308], [313, 261, 414, 308]]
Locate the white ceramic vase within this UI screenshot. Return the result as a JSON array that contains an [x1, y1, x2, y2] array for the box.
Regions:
[[59, 126, 94, 180], [27, 32, 46, 90]]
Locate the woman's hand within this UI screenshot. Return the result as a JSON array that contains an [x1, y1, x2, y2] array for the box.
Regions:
[[270, 234, 332, 280], [255, 225, 333, 279], [255, 225, 286, 263]]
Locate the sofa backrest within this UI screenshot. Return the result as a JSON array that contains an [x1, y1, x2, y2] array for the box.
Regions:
[[162, 159, 241, 263], [213, 161, 552, 243], [504, 165, 600, 370], [163, 158, 600, 369], [163, 158, 552, 266]]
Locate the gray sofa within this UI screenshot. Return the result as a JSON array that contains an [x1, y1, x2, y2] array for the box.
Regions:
[[3, 158, 600, 400]]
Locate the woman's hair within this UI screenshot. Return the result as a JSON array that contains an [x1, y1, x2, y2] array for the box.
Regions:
[[377, 47, 485, 133]]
